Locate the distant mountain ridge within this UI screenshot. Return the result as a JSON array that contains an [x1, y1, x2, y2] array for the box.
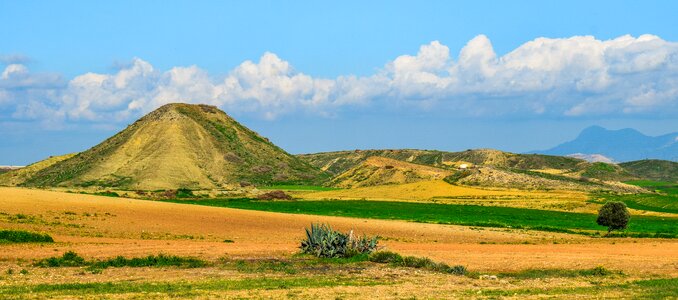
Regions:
[[536, 126, 678, 162]]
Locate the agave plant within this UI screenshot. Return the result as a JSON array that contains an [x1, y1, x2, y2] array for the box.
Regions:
[[300, 223, 379, 258]]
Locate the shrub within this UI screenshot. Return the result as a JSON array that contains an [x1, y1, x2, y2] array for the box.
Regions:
[[0, 230, 54, 243], [257, 190, 292, 200], [35, 251, 87, 267], [368, 251, 466, 275], [368, 251, 403, 264], [580, 266, 615, 276], [597, 202, 630, 234], [176, 188, 194, 198], [300, 223, 379, 258]]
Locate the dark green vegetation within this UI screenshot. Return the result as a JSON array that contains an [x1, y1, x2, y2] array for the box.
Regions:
[[35, 251, 87, 267], [596, 202, 631, 233], [300, 223, 379, 258], [0, 229, 54, 243], [35, 251, 206, 269], [581, 162, 633, 181], [621, 159, 678, 182], [163, 199, 678, 237], [369, 251, 466, 275]]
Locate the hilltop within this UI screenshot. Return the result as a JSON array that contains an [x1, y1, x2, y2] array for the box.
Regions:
[[19, 104, 328, 190]]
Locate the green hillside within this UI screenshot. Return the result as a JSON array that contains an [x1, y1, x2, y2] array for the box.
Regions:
[[620, 159, 678, 183]]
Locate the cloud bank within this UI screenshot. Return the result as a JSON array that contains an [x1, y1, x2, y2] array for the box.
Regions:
[[2, 34, 678, 125]]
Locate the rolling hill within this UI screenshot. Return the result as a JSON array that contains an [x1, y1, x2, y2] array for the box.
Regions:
[[620, 160, 678, 183], [298, 149, 632, 180], [329, 156, 452, 188], [19, 103, 328, 190], [299, 149, 642, 192], [0, 153, 76, 186]]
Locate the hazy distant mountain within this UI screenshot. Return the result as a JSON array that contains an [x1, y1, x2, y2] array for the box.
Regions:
[[537, 126, 678, 162], [566, 153, 615, 163]]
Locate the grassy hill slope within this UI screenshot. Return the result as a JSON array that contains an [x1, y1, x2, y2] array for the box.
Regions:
[[620, 160, 678, 183], [0, 154, 76, 186], [22, 104, 328, 190], [299, 149, 635, 182], [330, 156, 452, 188]]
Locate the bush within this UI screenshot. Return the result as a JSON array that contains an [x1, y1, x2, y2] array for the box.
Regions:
[[368, 251, 466, 275], [597, 202, 630, 234], [176, 188, 194, 198], [300, 223, 379, 258], [257, 190, 292, 200], [35, 251, 87, 267], [0, 230, 54, 243]]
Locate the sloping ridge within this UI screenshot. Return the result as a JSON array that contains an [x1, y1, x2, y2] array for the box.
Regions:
[[300, 149, 592, 176], [330, 156, 452, 188], [620, 159, 678, 183], [0, 153, 76, 186], [22, 103, 328, 190]]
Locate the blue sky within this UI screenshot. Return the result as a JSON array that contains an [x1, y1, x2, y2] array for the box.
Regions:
[[1, 0, 678, 164]]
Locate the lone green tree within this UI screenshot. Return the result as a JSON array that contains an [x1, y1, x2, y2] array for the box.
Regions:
[[596, 202, 630, 234]]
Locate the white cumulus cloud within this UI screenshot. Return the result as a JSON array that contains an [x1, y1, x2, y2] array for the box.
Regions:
[[1, 34, 678, 125]]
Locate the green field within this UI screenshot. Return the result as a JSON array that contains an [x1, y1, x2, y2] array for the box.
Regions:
[[596, 181, 678, 214], [163, 199, 678, 237]]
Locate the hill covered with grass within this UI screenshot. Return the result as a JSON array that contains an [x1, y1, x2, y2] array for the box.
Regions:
[[20, 104, 328, 190], [329, 156, 452, 188], [0, 154, 76, 186], [299, 149, 640, 191], [620, 160, 678, 183]]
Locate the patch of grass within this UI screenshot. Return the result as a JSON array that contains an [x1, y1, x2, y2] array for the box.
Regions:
[[232, 259, 298, 274], [163, 199, 678, 237], [467, 277, 677, 298], [89, 254, 206, 269], [35, 252, 206, 269], [0, 276, 385, 298], [369, 251, 466, 275], [592, 189, 678, 214], [0, 230, 54, 243], [498, 266, 621, 279]]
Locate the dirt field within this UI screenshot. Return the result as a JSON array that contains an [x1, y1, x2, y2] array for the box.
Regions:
[[0, 187, 676, 298], [1, 187, 676, 273]]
